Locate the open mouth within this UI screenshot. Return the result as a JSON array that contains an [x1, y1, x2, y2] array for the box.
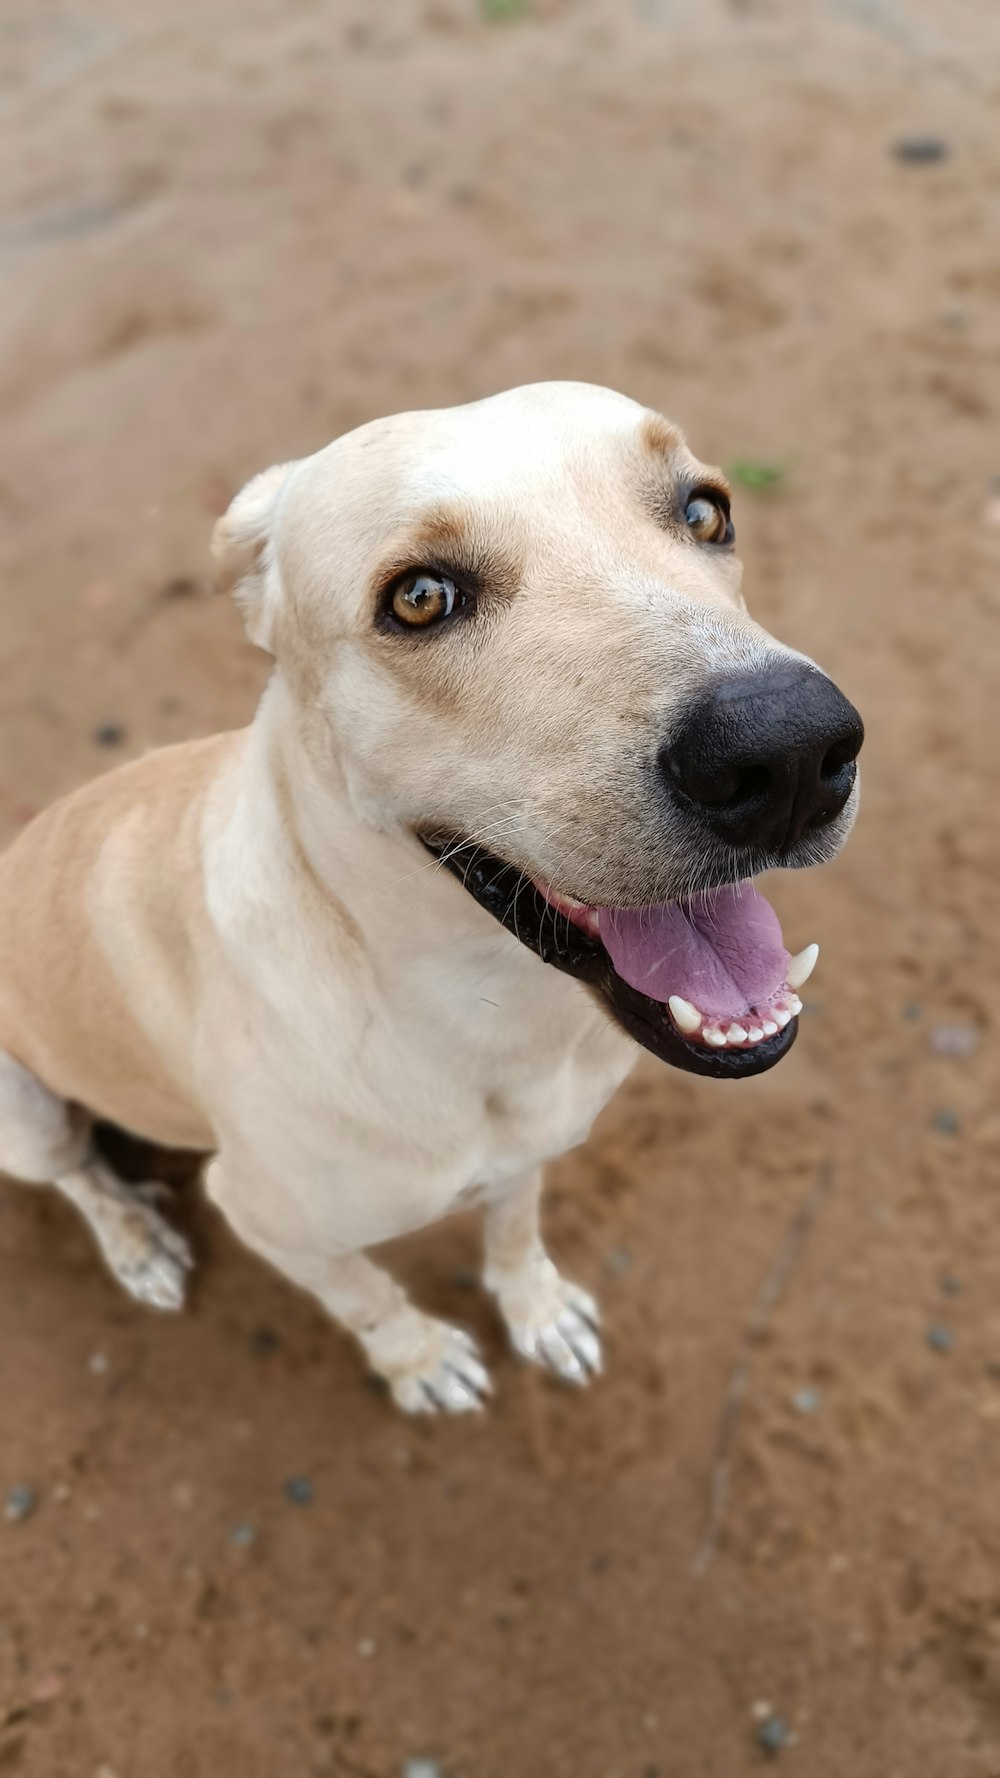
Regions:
[[422, 837, 819, 1079]]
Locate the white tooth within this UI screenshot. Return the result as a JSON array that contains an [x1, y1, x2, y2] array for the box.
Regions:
[[786, 943, 819, 990], [762, 1020, 778, 1037], [747, 1027, 764, 1043], [726, 1024, 748, 1044], [775, 1008, 791, 1028], [668, 995, 702, 1035], [789, 994, 803, 1016], [704, 1028, 726, 1047]]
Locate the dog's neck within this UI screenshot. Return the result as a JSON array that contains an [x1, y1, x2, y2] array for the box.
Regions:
[[233, 671, 558, 983], [200, 670, 633, 1090]]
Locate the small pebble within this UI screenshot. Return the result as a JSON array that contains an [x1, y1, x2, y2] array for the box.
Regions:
[[230, 1522, 256, 1548], [892, 133, 950, 164], [931, 1108, 960, 1136], [88, 1350, 109, 1375], [284, 1475, 314, 1507], [404, 1761, 442, 1778], [93, 722, 125, 748], [604, 1245, 634, 1277], [357, 1636, 377, 1658], [791, 1386, 823, 1416], [901, 1000, 923, 1022], [929, 1023, 979, 1058], [251, 1326, 280, 1357], [926, 1323, 954, 1355], [939, 1274, 962, 1298], [5, 1484, 37, 1524], [81, 583, 117, 610], [30, 1672, 63, 1703], [756, 1714, 791, 1755]]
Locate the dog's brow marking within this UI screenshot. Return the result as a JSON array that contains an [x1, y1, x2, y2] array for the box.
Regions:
[[405, 506, 524, 607], [639, 413, 685, 459], [410, 506, 471, 557]]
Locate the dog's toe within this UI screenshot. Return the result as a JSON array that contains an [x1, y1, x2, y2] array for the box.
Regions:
[[389, 1325, 492, 1416], [499, 1270, 604, 1386], [102, 1196, 194, 1313], [125, 1250, 189, 1312]]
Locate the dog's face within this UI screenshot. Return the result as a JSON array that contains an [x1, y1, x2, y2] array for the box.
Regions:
[[215, 382, 863, 1081]]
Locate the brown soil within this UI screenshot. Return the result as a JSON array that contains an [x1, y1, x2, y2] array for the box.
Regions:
[[2, 2, 999, 1774]]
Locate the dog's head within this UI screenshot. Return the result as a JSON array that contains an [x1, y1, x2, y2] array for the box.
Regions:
[[214, 382, 863, 1080]]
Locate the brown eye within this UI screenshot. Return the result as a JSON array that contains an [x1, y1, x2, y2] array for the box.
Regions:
[[390, 571, 459, 629], [684, 491, 732, 545]]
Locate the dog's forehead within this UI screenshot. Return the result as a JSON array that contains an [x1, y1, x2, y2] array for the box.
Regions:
[[330, 382, 674, 509], [397, 382, 653, 502], [282, 383, 704, 590]]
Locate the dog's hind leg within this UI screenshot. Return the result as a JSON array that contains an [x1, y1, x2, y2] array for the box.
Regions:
[[0, 1047, 193, 1311]]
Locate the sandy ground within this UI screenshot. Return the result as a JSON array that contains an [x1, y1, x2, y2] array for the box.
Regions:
[[1, 1, 999, 1773]]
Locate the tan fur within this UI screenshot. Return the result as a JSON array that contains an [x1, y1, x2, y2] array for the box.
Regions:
[[0, 737, 234, 1149], [0, 382, 857, 1411]]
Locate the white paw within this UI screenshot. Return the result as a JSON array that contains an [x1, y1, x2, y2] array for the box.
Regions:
[[387, 1324, 492, 1416], [494, 1263, 603, 1386], [99, 1195, 194, 1313]]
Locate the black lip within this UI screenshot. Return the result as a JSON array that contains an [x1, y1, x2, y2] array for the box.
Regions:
[[421, 836, 798, 1080]]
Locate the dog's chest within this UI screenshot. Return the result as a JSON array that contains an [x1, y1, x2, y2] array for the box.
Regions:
[[421, 987, 635, 1209]]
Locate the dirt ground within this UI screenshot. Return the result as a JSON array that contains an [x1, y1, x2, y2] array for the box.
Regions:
[[1, 0, 999, 1772]]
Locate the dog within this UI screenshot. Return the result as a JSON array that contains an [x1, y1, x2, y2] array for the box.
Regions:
[[0, 382, 863, 1413]]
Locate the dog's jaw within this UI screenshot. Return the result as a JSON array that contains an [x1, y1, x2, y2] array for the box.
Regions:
[[420, 836, 800, 1080]]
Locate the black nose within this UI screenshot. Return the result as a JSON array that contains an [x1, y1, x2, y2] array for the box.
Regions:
[[663, 663, 864, 852]]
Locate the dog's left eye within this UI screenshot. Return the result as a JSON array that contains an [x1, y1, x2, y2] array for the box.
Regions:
[[389, 572, 459, 629], [684, 491, 732, 545]]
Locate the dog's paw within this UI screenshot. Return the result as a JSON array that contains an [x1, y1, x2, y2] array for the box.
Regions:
[[491, 1260, 602, 1386], [97, 1193, 194, 1313], [376, 1320, 492, 1416]]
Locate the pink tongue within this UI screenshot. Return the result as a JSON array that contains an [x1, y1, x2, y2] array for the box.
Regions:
[[598, 882, 789, 1022]]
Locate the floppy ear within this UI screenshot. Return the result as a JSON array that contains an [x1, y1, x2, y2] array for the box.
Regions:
[[211, 461, 299, 653]]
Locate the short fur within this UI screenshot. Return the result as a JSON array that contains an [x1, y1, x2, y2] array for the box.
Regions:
[[0, 383, 856, 1408]]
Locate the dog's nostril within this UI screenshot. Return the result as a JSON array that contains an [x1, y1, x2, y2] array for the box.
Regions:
[[667, 757, 771, 811], [820, 739, 859, 782], [728, 763, 770, 810]]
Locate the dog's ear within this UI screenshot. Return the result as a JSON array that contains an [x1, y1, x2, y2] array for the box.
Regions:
[[212, 461, 299, 653]]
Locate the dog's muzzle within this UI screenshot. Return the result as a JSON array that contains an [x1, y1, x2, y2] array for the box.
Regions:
[[662, 663, 863, 856]]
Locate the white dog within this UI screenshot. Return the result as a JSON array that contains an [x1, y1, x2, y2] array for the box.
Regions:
[[0, 383, 862, 1412]]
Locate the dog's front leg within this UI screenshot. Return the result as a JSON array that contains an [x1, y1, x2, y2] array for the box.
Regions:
[[483, 1170, 602, 1386], [206, 1157, 491, 1414]]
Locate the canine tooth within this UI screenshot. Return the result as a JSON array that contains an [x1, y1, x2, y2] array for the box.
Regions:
[[789, 994, 803, 1016], [668, 995, 702, 1035], [762, 1020, 778, 1037], [787, 943, 819, 990], [774, 1008, 791, 1028], [704, 1027, 726, 1047], [726, 1023, 748, 1044], [747, 1026, 764, 1043]]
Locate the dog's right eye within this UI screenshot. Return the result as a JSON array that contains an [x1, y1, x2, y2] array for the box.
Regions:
[[388, 571, 460, 630]]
